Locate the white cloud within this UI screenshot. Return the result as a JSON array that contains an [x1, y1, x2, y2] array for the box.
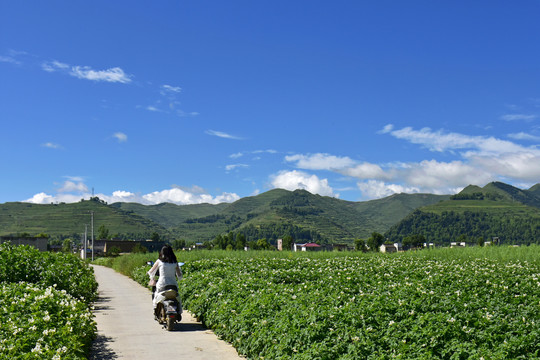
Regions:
[[388, 126, 478, 152], [0, 55, 21, 65], [271, 170, 337, 197], [25, 192, 55, 204], [42, 59, 132, 84], [225, 164, 249, 171], [70, 66, 132, 83], [400, 159, 492, 190], [340, 162, 389, 180], [25, 192, 90, 204], [161, 84, 182, 94], [64, 176, 85, 182], [41, 60, 69, 72], [205, 130, 243, 140], [286, 125, 540, 199], [508, 132, 540, 142], [172, 185, 206, 194], [58, 180, 89, 193], [469, 152, 540, 182], [230, 150, 277, 159], [176, 110, 200, 117], [113, 132, 128, 143], [357, 180, 421, 199], [112, 190, 135, 198], [285, 153, 355, 171], [386, 124, 531, 155], [142, 188, 239, 205], [229, 152, 244, 159], [378, 124, 394, 134], [345, 159, 491, 198], [146, 105, 162, 112], [500, 114, 537, 121], [24, 181, 240, 206], [42, 142, 62, 149]]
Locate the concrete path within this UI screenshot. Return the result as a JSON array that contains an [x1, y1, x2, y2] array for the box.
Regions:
[[90, 265, 243, 360]]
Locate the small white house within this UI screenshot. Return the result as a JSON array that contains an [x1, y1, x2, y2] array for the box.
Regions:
[[293, 243, 322, 252], [380, 244, 397, 253]]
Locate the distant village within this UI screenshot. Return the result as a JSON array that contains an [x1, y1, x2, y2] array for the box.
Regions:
[[0, 234, 507, 259]]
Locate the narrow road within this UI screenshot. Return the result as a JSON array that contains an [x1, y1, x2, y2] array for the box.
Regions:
[[90, 265, 243, 359]]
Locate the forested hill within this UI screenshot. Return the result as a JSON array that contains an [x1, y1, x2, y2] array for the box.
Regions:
[[119, 189, 449, 243], [1, 189, 448, 243], [385, 182, 540, 245], [0, 197, 167, 240]]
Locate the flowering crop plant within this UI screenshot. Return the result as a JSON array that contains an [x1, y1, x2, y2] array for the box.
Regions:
[[179, 255, 540, 359], [0, 243, 97, 359], [0, 283, 95, 359]]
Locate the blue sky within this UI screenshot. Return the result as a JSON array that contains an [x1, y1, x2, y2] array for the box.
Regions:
[[1, 1, 540, 205]]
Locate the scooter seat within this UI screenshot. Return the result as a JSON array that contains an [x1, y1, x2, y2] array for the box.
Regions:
[[161, 289, 178, 300]]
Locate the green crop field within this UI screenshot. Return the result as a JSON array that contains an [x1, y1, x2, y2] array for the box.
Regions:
[[0, 243, 98, 359], [104, 246, 540, 359]]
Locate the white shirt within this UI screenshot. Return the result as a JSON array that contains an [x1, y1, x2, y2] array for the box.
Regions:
[[147, 259, 182, 291]]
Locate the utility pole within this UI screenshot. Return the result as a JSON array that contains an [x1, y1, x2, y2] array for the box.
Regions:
[[84, 225, 88, 260], [90, 211, 94, 261]]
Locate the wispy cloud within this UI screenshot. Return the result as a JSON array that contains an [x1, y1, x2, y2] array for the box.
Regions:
[[0, 49, 27, 65], [253, 149, 277, 154], [508, 132, 540, 142], [41, 60, 132, 83], [5, 52, 132, 84], [42, 142, 62, 149], [145, 105, 162, 112], [205, 130, 243, 140], [229, 150, 277, 158], [58, 180, 89, 193], [176, 110, 199, 117], [0, 55, 21, 65], [229, 152, 244, 159], [141, 84, 198, 117], [113, 132, 128, 143], [70, 66, 132, 83], [225, 164, 249, 171], [161, 84, 182, 94], [382, 124, 528, 155], [41, 60, 69, 72], [285, 153, 356, 171], [500, 114, 537, 121]]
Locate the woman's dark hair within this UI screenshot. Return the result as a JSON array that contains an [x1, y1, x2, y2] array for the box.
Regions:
[[159, 245, 177, 263]]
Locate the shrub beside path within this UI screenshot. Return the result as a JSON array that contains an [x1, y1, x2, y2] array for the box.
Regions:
[[90, 265, 243, 359]]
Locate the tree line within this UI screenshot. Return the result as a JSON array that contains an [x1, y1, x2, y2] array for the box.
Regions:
[[384, 210, 540, 245]]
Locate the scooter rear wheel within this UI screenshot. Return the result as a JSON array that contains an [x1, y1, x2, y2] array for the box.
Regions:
[[166, 315, 175, 331], [160, 305, 167, 324]]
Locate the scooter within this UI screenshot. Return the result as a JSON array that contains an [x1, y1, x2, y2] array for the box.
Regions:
[[154, 285, 182, 331], [147, 261, 184, 331]]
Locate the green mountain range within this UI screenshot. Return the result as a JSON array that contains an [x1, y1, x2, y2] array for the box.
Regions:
[[0, 197, 167, 240], [1, 189, 448, 244], [3, 182, 538, 245], [385, 182, 540, 245]]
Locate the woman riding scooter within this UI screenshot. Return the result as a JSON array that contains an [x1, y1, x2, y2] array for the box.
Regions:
[[147, 245, 183, 320]]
